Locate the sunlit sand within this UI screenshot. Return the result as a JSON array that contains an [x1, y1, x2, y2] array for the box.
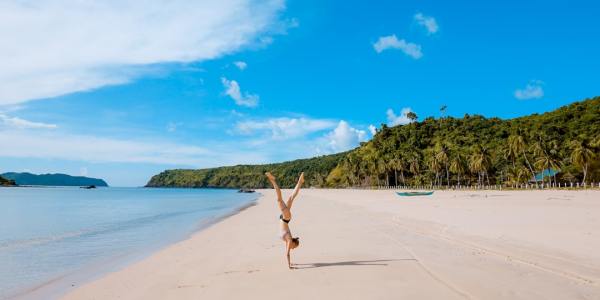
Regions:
[[62, 189, 600, 300]]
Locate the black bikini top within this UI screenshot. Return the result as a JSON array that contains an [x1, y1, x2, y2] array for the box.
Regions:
[[280, 214, 291, 223]]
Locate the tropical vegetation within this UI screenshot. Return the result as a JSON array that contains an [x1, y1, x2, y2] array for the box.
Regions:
[[147, 97, 600, 188], [147, 152, 347, 188]]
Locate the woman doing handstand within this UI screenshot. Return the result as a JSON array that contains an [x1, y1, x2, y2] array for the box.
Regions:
[[265, 172, 304, 269]]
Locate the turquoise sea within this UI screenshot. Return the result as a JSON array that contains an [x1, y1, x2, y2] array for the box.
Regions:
[[0, 187, 257, 299]]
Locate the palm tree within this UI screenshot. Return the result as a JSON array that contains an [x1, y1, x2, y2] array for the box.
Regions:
[[428, 155, 442, 186], [390, 154, 407, 186], [508, 134, 537, 184], [469, 152, 482, 186], [408, 151, 421, 181], [439, 105, 447, 129], [449, 152, 466, 186], [504, 142, 518, 168], [341, 157, 359, 186], [570, 139, 595, 184], [507, 165, 529, 186], [532, 138, 561, 185], [562, 171, 576, 184], [469, 144, 492, 186], [377, 158, 388, 186], [407, 112, 418, 123], [435, 143, 450, 186]]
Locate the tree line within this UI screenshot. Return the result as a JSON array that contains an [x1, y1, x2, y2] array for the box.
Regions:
[[147, 97, 600, 188], [327, 97, 600, 187]]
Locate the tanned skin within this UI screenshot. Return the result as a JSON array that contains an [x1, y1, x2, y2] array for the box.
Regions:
[[265, 172, 304, 269]]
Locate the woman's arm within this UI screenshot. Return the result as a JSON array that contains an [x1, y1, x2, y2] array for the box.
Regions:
[[286, 240, 293, 269]]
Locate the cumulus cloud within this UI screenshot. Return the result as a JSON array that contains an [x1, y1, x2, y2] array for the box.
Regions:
[[235, 117, 336, 140], [221, 77, 259, 107], [373, 35, 423, 59], [0, 129, 271, 167], [326, 121, 368, 152], [368, 124, 377, 136], [0, 0, 286, 105], [515, 80, 544, 100], [387, 107, 414, 126], [0, 130, 210, 165], [414, 13, 439, 34], [0, 114, 57, 129], [233, 61, 248, 70]]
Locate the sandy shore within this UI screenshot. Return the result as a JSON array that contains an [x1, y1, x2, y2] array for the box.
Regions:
[[61, 189, 600, 300]]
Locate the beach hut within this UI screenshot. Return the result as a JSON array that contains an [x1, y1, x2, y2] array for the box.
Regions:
[[530, 169, 560, 183]]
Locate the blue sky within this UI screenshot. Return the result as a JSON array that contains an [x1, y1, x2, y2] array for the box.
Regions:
[[1, 0, 599, 186]]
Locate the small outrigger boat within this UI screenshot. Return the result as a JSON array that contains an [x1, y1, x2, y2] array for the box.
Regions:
[[396, 191, 434, 197]]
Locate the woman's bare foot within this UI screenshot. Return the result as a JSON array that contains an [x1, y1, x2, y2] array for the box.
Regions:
[[265, 172, 275, 181], [299, 172, 305, 184]]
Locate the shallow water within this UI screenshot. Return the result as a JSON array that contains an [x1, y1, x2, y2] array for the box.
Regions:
[[0, 187, 256, 299]]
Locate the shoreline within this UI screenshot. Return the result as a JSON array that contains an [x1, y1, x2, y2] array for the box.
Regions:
[[9, 194, 260, 300], [60, 189, 600, 299]]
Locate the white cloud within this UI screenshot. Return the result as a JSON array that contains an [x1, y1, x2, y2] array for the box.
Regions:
[[373, 35, 423, 59], [0, 129, 268, 167], [221, 77, 259, 107], [235, 117, 336, 140], [0, 114, 57, 129], [233, 61, 248, 70], [368, 124, 377, 136], [515, 80, 544, 100], [326, 121, 368, 152], [0, 0, 286, 105], [414, 13, 439, 34], [387, 107, 414, 126]]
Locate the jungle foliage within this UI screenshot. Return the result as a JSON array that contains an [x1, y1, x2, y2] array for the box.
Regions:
[[147, 97, 600, 188]]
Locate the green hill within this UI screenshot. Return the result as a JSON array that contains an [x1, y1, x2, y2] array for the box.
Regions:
[[146, 152, 347, 188], [147, 96, 600, 188], [1, 172, 109, 187]]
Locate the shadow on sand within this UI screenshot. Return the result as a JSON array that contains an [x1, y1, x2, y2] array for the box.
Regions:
[[293, 258, 415, 269]]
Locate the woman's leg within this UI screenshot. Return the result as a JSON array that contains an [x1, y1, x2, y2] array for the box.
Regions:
[[266, 172, 287, 211], [286, 172, 304, 209]]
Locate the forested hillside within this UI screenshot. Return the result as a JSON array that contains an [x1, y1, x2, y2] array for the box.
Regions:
[[147, 97, 600, 188], [146, 152, 347, 188], [327, 96, 600, 187], [1, 172, 108, 187]]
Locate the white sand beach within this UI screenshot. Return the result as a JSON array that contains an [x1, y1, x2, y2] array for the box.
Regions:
[[61, 189, 600, 300]]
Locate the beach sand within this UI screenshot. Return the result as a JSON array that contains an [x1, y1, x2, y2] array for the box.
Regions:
[[61, 189, 600, 300]]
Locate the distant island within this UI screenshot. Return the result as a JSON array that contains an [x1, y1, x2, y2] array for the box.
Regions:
[[0, 175, 17, 186], [147, 96, 600, 189], [1, 172, 108, 187]]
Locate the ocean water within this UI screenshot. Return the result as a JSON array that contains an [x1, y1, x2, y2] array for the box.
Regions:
[[0, 187, 257, 299]]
